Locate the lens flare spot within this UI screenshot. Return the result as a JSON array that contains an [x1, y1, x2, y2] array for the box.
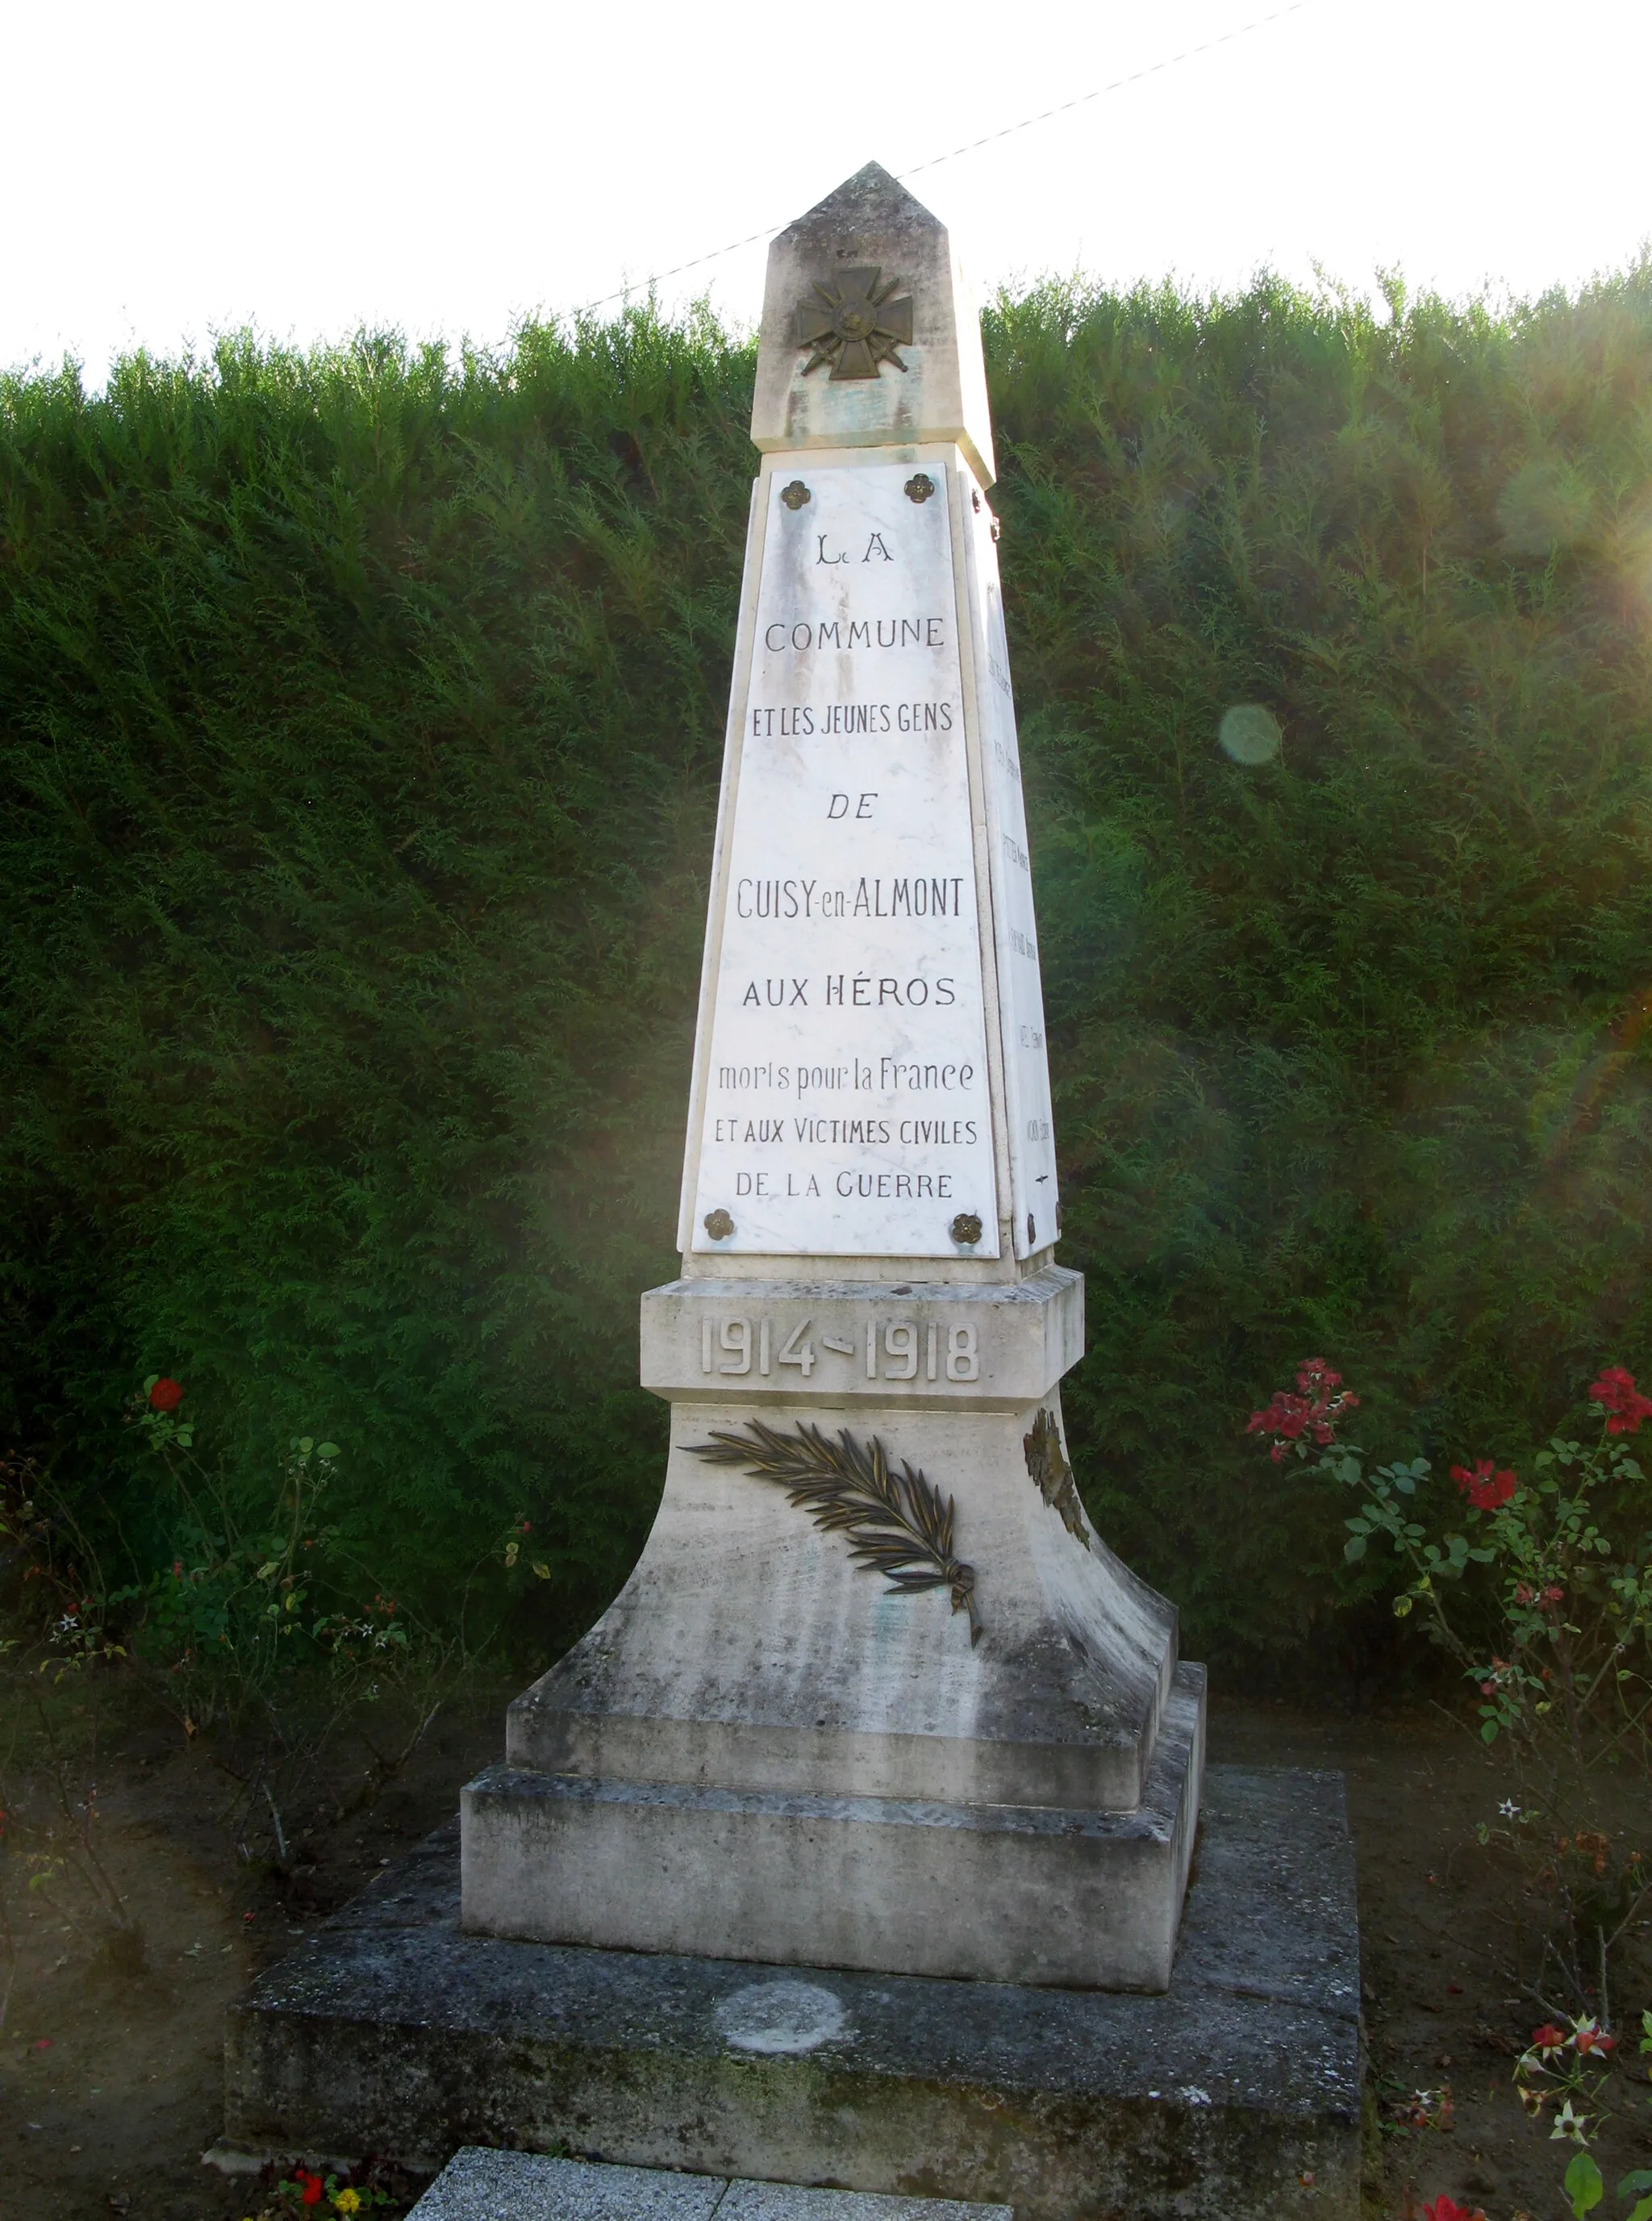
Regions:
[[1219, 704, 1282, 765], [1498, 458, 1593, 557]]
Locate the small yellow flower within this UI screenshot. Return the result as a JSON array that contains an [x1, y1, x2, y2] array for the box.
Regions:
[[332, 2191, 362, 2215]]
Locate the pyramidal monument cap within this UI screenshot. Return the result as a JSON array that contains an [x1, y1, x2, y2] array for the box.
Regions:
[[750, 161, 995, 486]]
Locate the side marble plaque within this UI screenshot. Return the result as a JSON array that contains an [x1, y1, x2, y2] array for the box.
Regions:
[[962, 488, 1060, 1258]]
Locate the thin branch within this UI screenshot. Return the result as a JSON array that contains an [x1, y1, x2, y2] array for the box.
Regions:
[[263, 1784, 290, 1866]]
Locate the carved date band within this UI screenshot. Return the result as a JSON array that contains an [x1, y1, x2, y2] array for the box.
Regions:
[[701, 1313, 978, 1383]]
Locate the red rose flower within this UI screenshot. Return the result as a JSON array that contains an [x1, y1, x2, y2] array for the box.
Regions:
[[1248, 1391, 1308, 1438], [1575, 2023, 1616, 2056], [295, 2171, 324, 2206], [1420, 2197, 1481, 2221], [1450, 1459, 1516, 1510], [148, 1376, 184, 1413], [1296, 1357, 1341, 1392], [1587, 1366, 1652, 1434], [1247, 1363, 1358, 1460], [1530, 2023, 1566, 2049]]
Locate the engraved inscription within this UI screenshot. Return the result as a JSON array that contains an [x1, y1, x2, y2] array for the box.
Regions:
[[693, 1313, 980, 1384], [688, 462, 998, 1257]]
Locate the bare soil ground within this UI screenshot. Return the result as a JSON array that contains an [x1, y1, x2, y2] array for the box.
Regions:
[[2, 1683, 1648, 2221], [1215, 1697, 1652, 2221]]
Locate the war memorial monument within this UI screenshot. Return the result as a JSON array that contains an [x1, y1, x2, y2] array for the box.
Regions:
[[221, 165, 1362, 2220]]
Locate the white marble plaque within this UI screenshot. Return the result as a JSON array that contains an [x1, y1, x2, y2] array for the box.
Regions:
[[962, 483, 1061, 1258], [688, 461, 999, 1258]]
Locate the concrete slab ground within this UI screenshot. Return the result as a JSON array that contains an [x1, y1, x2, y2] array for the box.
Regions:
[[221, 1766, 1362, 2221], [407, 2148, 1012, 2220]]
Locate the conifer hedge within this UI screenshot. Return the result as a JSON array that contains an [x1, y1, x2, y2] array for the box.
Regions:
[[3, 272, 1650, 1672]]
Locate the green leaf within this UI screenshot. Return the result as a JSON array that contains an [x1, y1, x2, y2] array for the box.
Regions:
[[1481, 1719, 1500, 1743], [1617, 2173, 1652, 2198], [1344, 1536, 1367, 1563], [1564, 2151, 1603, 2216], [317, 1442, 340, 1459]]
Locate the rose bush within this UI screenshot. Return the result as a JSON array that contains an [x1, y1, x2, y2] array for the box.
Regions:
[[1253, 1360, 1652, 2221], [1249, 1361, 1652, 2010]]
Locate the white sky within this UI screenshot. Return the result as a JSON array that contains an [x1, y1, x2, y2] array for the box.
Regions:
[[5, 0, 1650, 386]]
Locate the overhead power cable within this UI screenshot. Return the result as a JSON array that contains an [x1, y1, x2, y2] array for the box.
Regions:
[[573, 0, 1316, 318]]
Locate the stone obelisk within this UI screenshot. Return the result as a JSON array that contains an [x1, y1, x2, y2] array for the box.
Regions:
[[461, 163, 1205, 1990]]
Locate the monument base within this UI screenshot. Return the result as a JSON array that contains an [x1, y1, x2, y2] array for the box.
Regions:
[[462, 1665, 1202, 1991], [220, 1765, 1362, 2221]]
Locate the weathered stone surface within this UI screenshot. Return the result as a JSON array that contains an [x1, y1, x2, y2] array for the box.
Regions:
[[407, 2149, 1011, 2220], [499, 1392, 1181, 1814], [225, 1765, 1362, 2221], [411, 2151, 725, 2219], [749, 164, 995, 488], [718, 2187, 1008, 2221], [639, 1271, 1084, 1410], [465, 1664, 1201, 1989]]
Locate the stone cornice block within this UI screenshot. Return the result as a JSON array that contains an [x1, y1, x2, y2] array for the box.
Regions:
[[640, 1267, 1083, 1409]]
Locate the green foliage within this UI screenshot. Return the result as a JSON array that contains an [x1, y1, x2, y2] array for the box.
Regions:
[[987, 268, 1652, 1664], [0, 310, 754, 1644], [3, 266, 1652, 1671], [1568, 2152, 1606, 2217]]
